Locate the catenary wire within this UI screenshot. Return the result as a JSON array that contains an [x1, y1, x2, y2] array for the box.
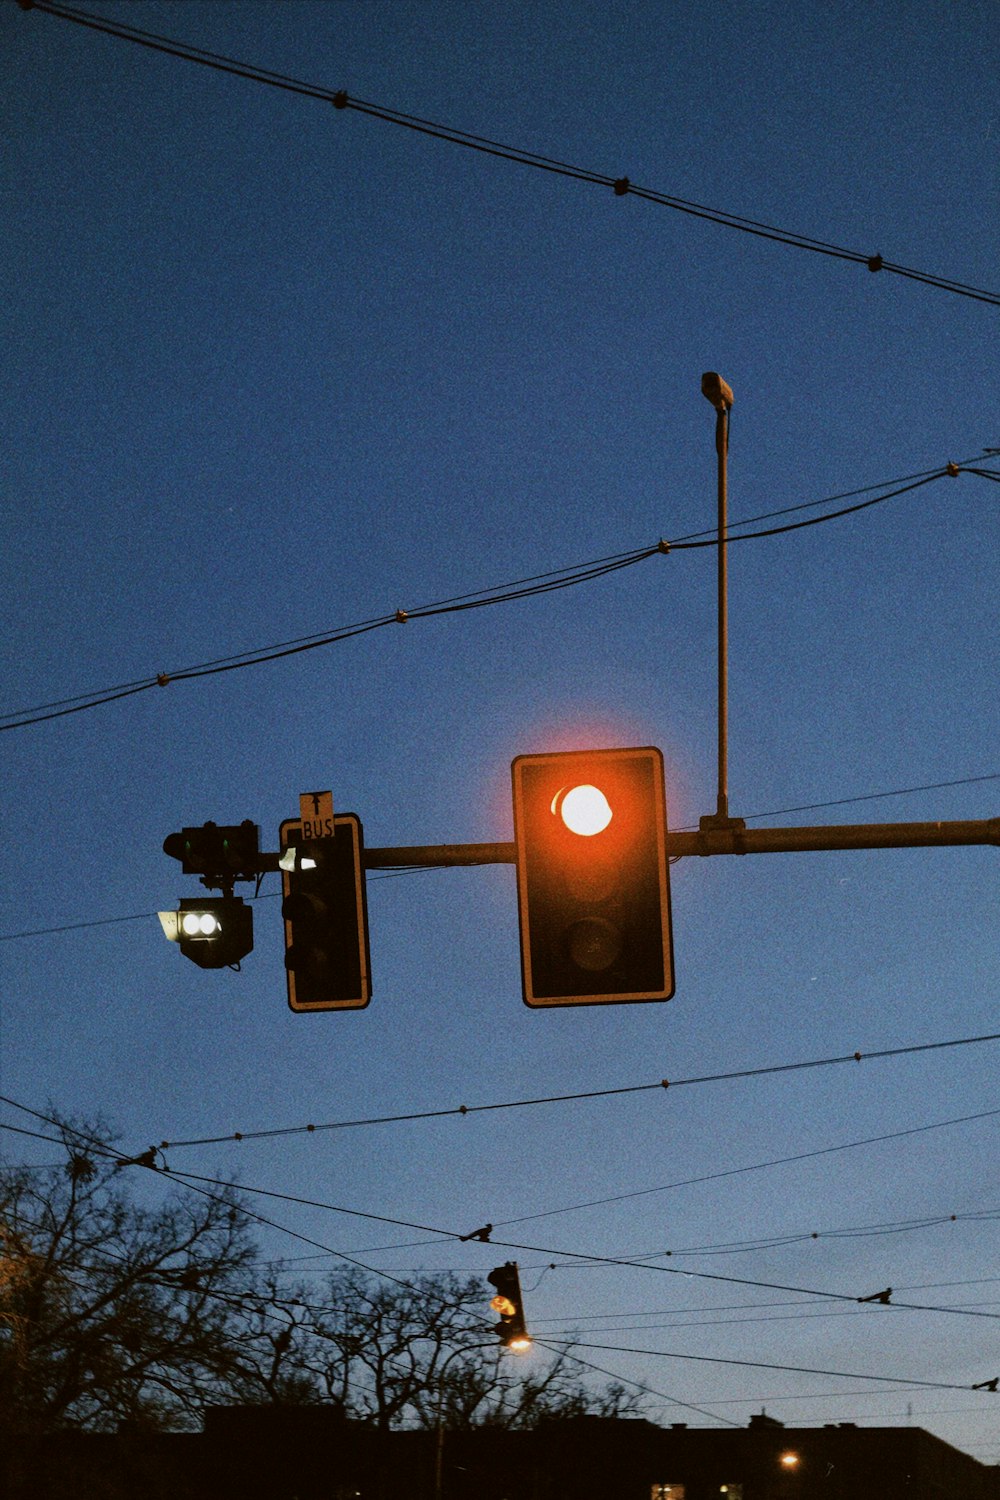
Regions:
[[0, 459, 987, 732], [212, 1208, 1000, 1291], [493, 1105, 1000, 1229], [0, 1106, 742, 1427], [137, 1033, 1000, 1147], [52, 1131, 1000, 1327], [545, 1340, 987, 1394], [64, 1155, 1000, 1332], [18, 2, 1000, 305], [4, 1099, 997, 1401], [8, 1201, 736, 1432], [5, 1093, 999, 1322]]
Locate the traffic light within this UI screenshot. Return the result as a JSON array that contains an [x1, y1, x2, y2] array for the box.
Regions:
[[159, 896, 254, 969], [162, 821, 260, 882], [280, 814, 371, 1012], [511, 746, 674, 1007], [487, 1261, 530, 1350]]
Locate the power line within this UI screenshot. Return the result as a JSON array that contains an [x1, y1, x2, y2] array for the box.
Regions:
[[256, 1102, 998, 1259], [7, 1094, 999, 1300], [495, 1105, 1000, 1230], [5, 1098, 998, 1399], [9, 1197, 735, 1433], [661, 469, 957, 551], [103, 1161, 1000, 1328], [666, 459, 991, 542], [17, 1107, 996, 1330], [233, 1204, 1000, 1290], [0, 460, 988, 733], [0, 1097, 486, 1312], [553, 1340, 988, 1394], [0, 548, 658, 730], [141, 1033, 1000, 1148], [19, 2, 1000, 306], [5, 1043, 997, 1167]]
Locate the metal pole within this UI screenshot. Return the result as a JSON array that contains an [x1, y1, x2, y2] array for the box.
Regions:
[[346, 816, 1000, 867], [715, 400, 730, 822], [433, 1342, 496, 1500], [699, 372, 737, 830]]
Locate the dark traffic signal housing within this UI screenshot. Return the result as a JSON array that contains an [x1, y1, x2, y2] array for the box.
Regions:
[[280, 814, 371, 1012], [162, 821, 260, 883], [511, 746, 674, 1007], [487, 1261, 530, 1350]]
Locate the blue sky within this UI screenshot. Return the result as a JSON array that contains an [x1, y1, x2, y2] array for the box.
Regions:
[[2, 0, 998, 1463]]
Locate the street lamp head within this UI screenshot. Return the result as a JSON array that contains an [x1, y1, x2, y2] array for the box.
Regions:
[[701, 371, 734, 411]]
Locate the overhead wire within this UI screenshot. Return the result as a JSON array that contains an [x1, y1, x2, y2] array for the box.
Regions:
[[493, 1104, 1000, 1230], [666, 460, 980, 542], [8, 1199, 735, 1433], [0, 1106, 739, 1427], [22, 1128, 1000, 1327], [6, 1093, 999, 1320], [133, 1033, 1000, 1148], [173, 1132, 1000, 1345], [547, 1339, 988, 1394], [1, 460, 990, 732], [4, 1097, 998, 1401], [0, 548, 658, 730], [18, 1, 1000, 305]]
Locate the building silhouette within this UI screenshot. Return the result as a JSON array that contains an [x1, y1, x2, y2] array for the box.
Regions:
[[5, 1408, 999, 1500]]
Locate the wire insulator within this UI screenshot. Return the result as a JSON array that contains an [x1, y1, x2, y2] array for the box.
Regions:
[[946, 461, 960, 477], [657, 539, 671, 554], [333, 91, 348, 109], [867, 254, 884, 273], [156, 673, 170, 687], [613, 177, 630, 196], [395, 609, 408, 623]]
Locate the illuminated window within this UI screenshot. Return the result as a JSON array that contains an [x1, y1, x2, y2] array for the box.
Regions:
[[651, 1486, 685, 1500]]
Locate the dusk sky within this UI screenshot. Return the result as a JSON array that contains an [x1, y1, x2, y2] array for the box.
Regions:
[[2, 0, 998, 1465]]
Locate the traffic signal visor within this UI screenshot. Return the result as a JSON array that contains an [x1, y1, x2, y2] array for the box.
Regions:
[[512, 747, 674, 1007]]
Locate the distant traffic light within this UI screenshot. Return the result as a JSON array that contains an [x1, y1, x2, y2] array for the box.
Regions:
[[280, 814, 371, 1012], [487, 1261, 531, 1350], [511, 747, 674, 1007], [162, 821, 260, 882], [159, 896, 254, 969]]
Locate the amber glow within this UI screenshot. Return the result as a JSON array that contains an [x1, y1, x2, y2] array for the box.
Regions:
[[551, 783, 613, 835], [507, 1334, 532, 1353], [779, 1451, 800, 1470]]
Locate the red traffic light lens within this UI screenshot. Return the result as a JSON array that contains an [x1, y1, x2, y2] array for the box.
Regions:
[[551, 783, 613, 836]]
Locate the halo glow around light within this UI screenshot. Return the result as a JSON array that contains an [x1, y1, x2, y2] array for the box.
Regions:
[[552, 783, 613, 836]]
